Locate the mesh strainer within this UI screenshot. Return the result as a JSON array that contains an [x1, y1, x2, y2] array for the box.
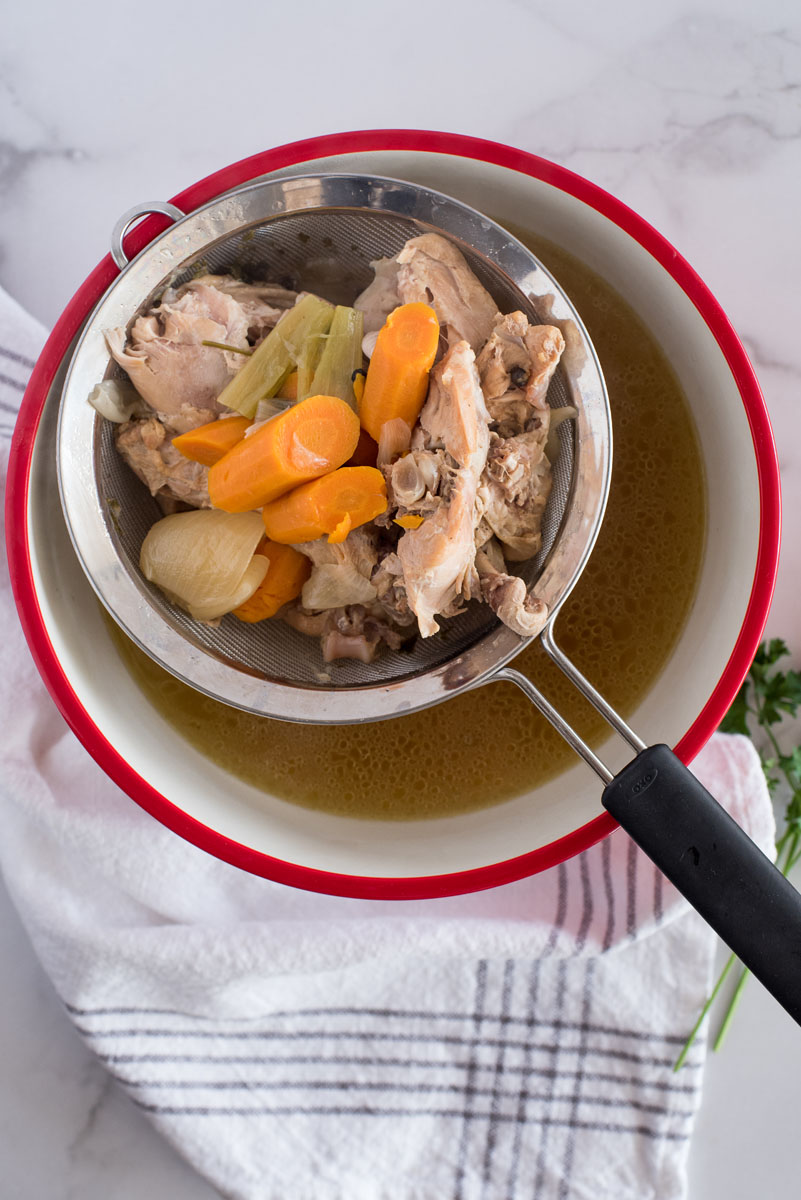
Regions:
[[57, 172, 801, 1028], [57, 174, 610, 722]]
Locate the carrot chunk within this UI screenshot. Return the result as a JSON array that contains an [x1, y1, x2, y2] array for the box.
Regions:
[[277, 370, 299, 401], [261, 466, 387, 545], [346, 427, 379, 468], [232, 540, 311, 622], [394, 513, 425, 530], [207, 394, 360, 513], [359, 302, 440, 442], [171, 416, 253, 467]]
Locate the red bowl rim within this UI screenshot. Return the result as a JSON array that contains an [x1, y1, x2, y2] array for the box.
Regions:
[[5, 128, 781, 901]]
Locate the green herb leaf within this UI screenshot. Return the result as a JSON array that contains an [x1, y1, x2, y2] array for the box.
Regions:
[[755, 638, 790, 668], [779, 747, 801, 784], [719, 680, 751, 736], [757, 669, 801, 725]]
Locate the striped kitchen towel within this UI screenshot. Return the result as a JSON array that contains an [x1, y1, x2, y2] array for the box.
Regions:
[[0, 289, 39, 441], [0, 283, 776, 1199]]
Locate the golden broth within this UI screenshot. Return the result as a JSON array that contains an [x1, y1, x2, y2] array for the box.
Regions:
[[110, 238, 706, 820]]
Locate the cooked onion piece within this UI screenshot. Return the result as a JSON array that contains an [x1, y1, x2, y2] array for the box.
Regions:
[[301, 563, 378, 611], [88, 378, 143, 423], [140, 509, 267, 621], [545, 405, 577, 462], [377, 417, 412, 468], [214, 554, 270, 621]]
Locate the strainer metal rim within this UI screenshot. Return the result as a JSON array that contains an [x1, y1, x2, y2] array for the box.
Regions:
[[56, 172, 611, 723]]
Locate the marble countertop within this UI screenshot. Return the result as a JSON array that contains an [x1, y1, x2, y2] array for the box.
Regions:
[[3, 2, 801, 1196]]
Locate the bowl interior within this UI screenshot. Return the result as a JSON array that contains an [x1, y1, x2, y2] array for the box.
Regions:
[[27, 147, 761, 886]]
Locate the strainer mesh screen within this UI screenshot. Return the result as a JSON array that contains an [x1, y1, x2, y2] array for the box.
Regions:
[[98, 208, 575, 689]]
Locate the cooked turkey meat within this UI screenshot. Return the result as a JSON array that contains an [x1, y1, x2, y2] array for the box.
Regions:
[[396, 234, 498, 352], [115, 416, 210, 508], [475, 547, 549, 638], [353, 257, 402, 334], [290, 529, 413, 658], [384, 449, 447, 517], [477, 313, 564, 438], [106, 283, 250, 432], [187, 275, 297, 343], [396, 341, 490, 636], [284, 602, 407, 663], [479, 428, 553, 561]]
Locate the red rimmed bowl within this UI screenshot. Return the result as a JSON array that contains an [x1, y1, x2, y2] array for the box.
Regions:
[[6, 130, 780, 900]]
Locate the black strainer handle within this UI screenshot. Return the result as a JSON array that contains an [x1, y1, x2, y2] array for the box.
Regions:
[[603, 743, 801, 1025], [496, 653, 801, 1028]]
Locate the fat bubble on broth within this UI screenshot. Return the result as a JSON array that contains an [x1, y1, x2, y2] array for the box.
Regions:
[[109, 237, 706, 821]]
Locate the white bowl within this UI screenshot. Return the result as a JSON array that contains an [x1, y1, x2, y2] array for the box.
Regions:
[[8, 131, 779, 898]]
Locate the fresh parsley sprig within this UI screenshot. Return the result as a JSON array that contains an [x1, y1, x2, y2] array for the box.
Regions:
[[674, 638, 801, 1070]]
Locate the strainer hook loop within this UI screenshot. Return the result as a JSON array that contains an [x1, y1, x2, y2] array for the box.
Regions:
[[110, 202, 185, 270]]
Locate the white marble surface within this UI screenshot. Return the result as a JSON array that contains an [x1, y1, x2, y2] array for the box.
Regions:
[[2, 2, 801, 1196]]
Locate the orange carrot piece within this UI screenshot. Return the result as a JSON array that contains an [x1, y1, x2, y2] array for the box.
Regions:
[[261, 466, 387, 545], [232, 540, 311, 622], [277, 370, 299, 401], [346, 427, 379, 468], [207, 394, 360, 513], [359, 302, 440, 443], [171, 415, 253, 467], [394, 513, 425, 530]]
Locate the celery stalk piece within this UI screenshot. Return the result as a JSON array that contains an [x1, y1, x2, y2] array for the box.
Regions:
[[309, 306, 364, 412], [216, 294, 334, 418], [296, 331, 326, 403]]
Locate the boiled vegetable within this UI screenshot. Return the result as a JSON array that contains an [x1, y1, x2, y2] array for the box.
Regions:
[[172, 415, 253, 467], [208, 394, 360, 513], [232, 540, 311, 622], [346, 427, 379, 468], [301, 563, 377, 611], [215, 294, 334, 418], [239, 370, 298, 432], [308, 305, 364, 411], [261, 466, 387, 545], [249, 396, 294, 429], [377, 417, 411, 467], [394, 513, 424, 530], [545, 405, 578, 463], [352, 368, 366, 406], [296, 329, 325, 402], [358, 302, 439, 442], [140, 509, 267, 621], [201, 340, 253, 357], [88, 378, 142, 423], [278, 370, 299, 401]]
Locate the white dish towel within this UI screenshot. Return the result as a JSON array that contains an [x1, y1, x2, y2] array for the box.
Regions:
[[0, 285, 776, 1200]]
